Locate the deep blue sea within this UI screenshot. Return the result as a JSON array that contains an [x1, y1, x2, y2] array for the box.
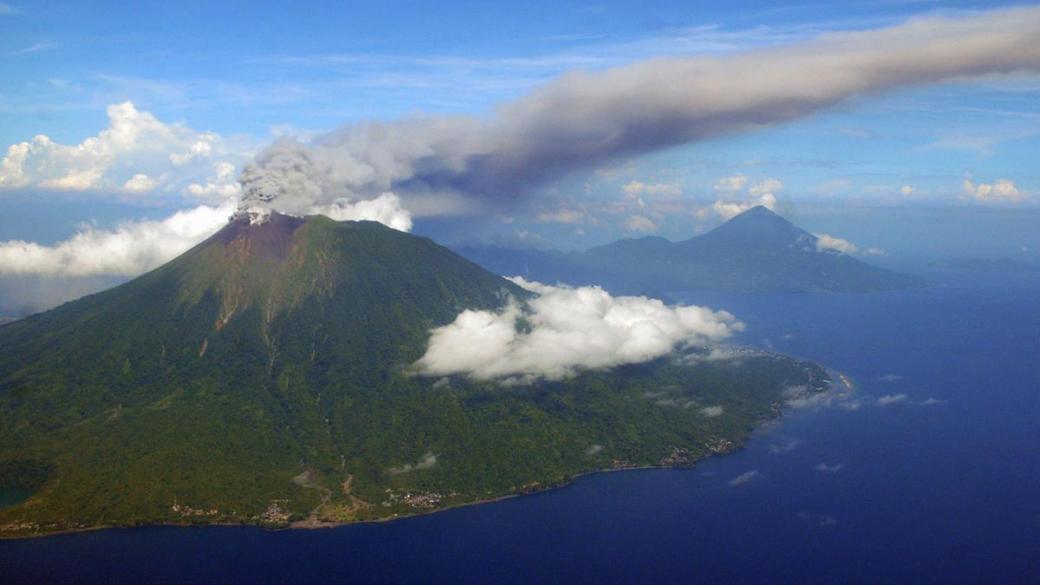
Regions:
[[2, 271, 1038, 584]]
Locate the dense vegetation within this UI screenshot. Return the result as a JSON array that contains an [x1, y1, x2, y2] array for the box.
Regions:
[[0, 213, 828, 537], [456, 206, 928, 294]]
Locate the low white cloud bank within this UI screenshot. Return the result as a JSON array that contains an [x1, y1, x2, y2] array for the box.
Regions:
[[700, 405, 725, 418], [814, 233, 886, 256], [728, 470, 760, 487], [0, 102, 248, 201], [413, 277, 743, 383], [783, 384, 861, 411], [0, 194, 413, 277], [388, 452, 438, 475], [0, 203, 234, 277], [677, 346, 756, 366], [814, 233, 859, 254], [877, 393, 909, 406]]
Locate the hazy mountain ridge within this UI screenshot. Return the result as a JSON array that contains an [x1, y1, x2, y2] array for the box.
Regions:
[[456, 206, 928, 294]]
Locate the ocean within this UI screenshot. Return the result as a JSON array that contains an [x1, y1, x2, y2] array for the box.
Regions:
[[2, 270, 1038, 584]]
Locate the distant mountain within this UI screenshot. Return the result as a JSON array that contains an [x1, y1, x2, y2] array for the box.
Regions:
[[0, 211, 826, 536], [456, 206, 927, 293]]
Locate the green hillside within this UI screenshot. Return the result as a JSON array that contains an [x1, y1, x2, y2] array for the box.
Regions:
[[0, 212, 827, 537]]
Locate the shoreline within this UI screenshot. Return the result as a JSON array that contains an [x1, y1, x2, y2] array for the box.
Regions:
[[0, 463, 697, 541], [2, 370, 851, 542]]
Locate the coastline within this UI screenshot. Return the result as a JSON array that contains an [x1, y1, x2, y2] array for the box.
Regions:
[[2, 369, 849, 542], [0, 463, 721, 541]]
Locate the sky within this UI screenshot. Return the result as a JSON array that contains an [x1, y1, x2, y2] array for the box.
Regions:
[[1, 0, 1039, 312]]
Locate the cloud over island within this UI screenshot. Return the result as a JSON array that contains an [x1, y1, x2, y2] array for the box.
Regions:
[[412, 277, 743, 383]]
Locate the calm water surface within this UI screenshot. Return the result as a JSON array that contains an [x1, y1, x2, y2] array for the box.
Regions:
[[2, 271, 1038, 584]]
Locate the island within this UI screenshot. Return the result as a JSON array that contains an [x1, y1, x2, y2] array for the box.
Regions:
[[0, 213, 831, 537]]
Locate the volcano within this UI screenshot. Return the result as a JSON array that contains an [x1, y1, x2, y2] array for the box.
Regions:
[[456, 206, 928, 294], [0, 212, 826, 536]]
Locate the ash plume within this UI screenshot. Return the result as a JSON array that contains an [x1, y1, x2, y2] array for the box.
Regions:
[[239, 7, 1040, 215]]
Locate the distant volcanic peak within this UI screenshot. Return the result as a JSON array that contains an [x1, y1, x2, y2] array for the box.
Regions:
[[728, 204, 790, 223], [702, 205, 806, 242], [737, 205, 776, 217]]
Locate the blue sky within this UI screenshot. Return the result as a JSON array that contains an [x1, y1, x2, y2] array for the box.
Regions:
[[0, 0, 1038, 289], [6, 1, 1038, 139]]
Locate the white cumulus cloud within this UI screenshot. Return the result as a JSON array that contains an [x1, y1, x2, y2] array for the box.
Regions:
[[122, 173, 161, 193], [412, 277, 743, 383], [749, 178, 783, 197], [703, 177, 781, 220], [0, 101, 248, 199], [713, 175, 748, 194], [186, 161, 241, 201], [814, 233, 888, 256], [814, 233, 859, 254], [963, 177, 1023, 202]]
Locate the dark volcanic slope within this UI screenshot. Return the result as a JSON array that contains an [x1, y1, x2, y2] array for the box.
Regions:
[[456, 206, 927, 293], [0, 212, 826, 536]]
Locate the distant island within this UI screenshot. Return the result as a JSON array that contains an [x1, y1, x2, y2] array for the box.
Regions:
[[0, 212, 829, 537], [456, 206, 928, 294]]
